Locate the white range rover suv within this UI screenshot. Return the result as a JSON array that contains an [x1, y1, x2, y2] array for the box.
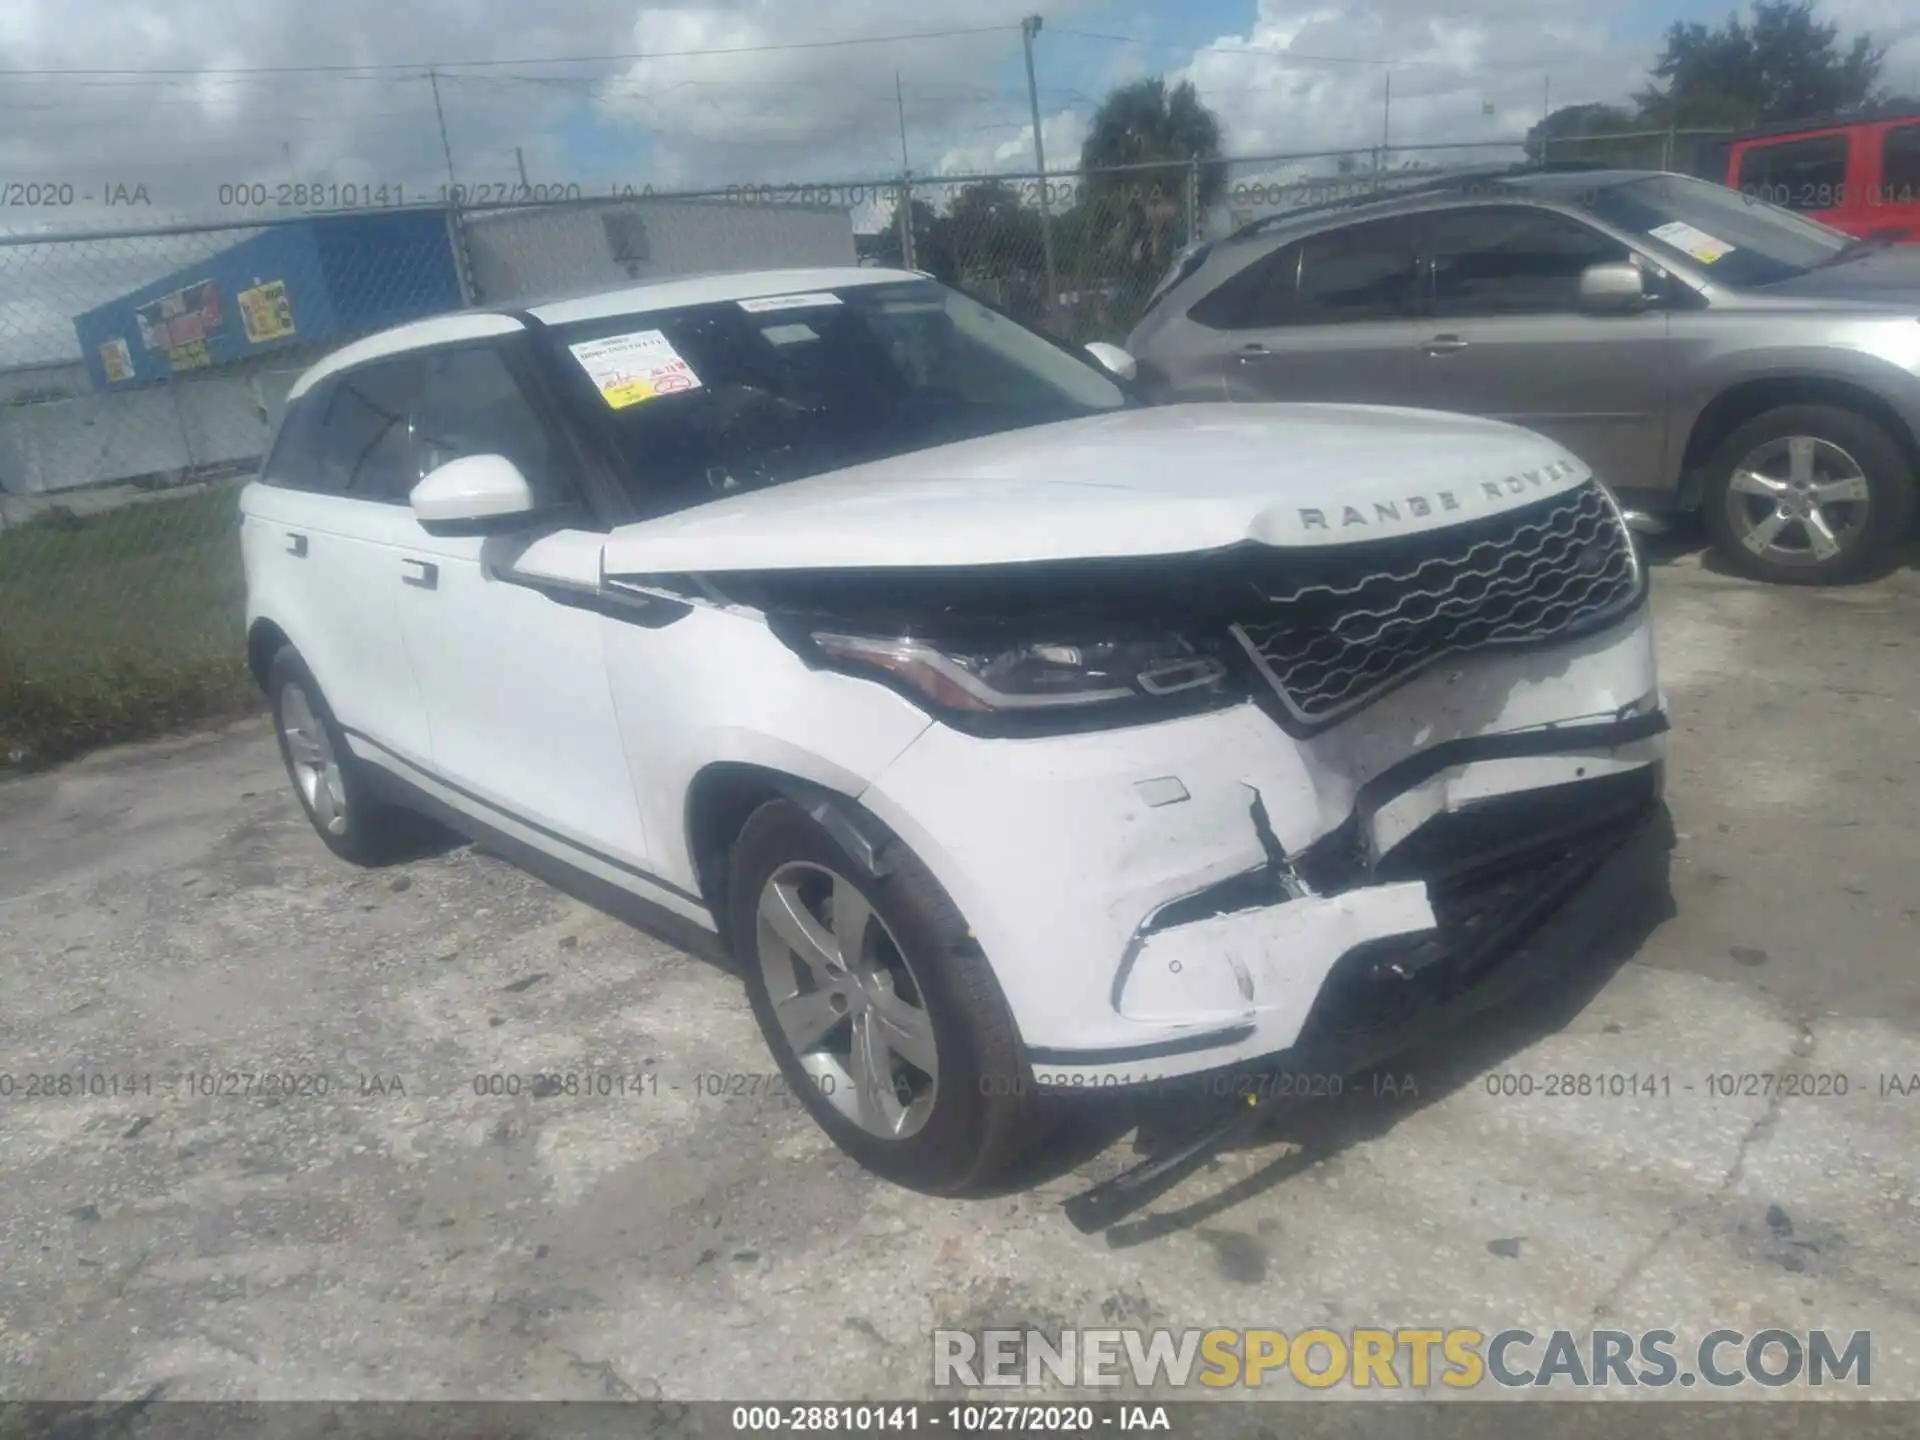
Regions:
[[242, 266, 1671, 1195]]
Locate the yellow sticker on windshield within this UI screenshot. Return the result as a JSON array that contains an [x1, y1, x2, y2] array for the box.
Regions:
[[1648, 220, 1735, 264], [568, 330, 703, 409]]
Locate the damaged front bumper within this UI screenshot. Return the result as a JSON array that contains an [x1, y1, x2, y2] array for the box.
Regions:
[[857, 609, 1668, 1090]]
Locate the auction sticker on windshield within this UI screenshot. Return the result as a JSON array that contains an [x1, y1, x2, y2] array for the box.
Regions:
[[568, 330, 703, 409], [737, 292, 842, 313], [1647, 220, 1736, 264]]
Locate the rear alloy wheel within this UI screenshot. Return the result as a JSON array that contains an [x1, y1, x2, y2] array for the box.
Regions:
[[280, 681, 349, 840], [1702, 405, 1916, 584], [267, 646, 436, 866], [728, 798, 1044, 1193]]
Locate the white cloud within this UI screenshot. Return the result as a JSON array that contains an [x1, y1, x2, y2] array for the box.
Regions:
[[1178, 0, 1649, 169], [933, 107, 1087, 179], [593, 2, 1104, 187]]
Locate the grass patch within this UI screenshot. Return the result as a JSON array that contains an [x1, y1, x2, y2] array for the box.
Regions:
[[0, 485, 259, 766]]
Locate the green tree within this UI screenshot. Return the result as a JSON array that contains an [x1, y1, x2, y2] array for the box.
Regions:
[[1079, 76, 1227, 200], [868, 195, 957, 282], [1635, 0, 1884, 128], [1525, 102, 1638, 161], [944, 180, 1044, 281], [1076, 77, 1227, 280]]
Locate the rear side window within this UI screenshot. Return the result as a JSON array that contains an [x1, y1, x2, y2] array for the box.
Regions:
[[1884, 124, 1920, 201], [1187, 242, 1301, 329], [1296, 218, 1417, 322], [1188, 217, 1415, 329], [261, 394, 321, 488], [1424, 207, 1629, 316], [1736, 135, 1851, 211], [307, 358, 424, 504]]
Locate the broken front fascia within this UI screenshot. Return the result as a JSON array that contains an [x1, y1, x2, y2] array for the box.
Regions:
[[854, 606, 1665, 1087]]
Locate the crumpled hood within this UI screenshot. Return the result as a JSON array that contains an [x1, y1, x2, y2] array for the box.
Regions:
[[601, 402, 1591, 577]]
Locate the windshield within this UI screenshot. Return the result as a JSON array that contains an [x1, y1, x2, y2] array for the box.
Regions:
[[1572, 173, 1852, 287], [545, 279, 1130, 517]]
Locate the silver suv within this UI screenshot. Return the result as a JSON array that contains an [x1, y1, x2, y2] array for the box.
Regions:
[[1129, 168, 1920, 584]]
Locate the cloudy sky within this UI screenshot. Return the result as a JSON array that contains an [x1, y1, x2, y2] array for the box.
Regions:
[[0, 0, 1916, 361]]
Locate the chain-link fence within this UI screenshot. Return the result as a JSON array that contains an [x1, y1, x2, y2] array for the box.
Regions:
[[0, 209, 472, 762], [0, 130, 1745, 764], [1537, 126, 1737, 178]]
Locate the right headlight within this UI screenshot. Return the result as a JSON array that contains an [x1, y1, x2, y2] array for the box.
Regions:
[[809, 631, 1230, 714]]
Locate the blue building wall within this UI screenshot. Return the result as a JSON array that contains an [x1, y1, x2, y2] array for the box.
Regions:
[[314, 211, 463, 332], [73, 211, 460, 393]]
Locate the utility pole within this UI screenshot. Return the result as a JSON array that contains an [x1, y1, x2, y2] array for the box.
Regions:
[[1541, 76, 1551, 166], [515, 145, 532, 191], [1381, 70, 1391, 170], [895, 73, 916, 270], [895, 73, 912, 174], [428, 67, 458, 195], [1021, 15, 1060, 320]]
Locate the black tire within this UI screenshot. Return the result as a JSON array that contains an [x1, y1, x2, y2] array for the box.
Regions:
[[1701, 404, 1917, 585], [266, 646, 435, 866], [728, 798, 1043, 1194]]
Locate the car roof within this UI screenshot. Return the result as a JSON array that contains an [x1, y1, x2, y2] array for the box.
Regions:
[[284, 266, 921, 403], [1212, 165, 1666, 250]]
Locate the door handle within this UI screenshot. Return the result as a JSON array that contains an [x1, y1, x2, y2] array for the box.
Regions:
[[400, 558, 438, 590], [286, 532, 307, 557], [1238, 341, 1271, 358], [1421, 334, 1469, 355]]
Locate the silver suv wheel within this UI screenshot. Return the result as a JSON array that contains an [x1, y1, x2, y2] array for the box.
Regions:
[[1723, 434, 1871, 571], [279, 681, 349, 837], [755, 859, 939, 1140]]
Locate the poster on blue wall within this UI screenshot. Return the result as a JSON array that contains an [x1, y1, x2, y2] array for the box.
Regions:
[[238, 279, 296, 343], [134, 279, 227, 372]]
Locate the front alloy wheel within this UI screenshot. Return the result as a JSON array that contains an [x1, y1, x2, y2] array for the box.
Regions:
[[756, 860, 939, 1139], [1702, 404, 1916, 585], [1721, 434, 1869, 573], [728, 798, 1044, 1194]]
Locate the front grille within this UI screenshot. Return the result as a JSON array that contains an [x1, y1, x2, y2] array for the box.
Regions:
[[1232, 481, 1641, 729]]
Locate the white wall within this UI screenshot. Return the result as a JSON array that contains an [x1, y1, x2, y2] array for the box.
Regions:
[[0, 363, 304, 497], [463, 199, 856, 305]]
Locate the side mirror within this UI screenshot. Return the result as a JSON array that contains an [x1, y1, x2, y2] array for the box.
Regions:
[[1083, 341, 1139, 382], [1577, 262, 1649, 315], [410, 454, 537, 536]]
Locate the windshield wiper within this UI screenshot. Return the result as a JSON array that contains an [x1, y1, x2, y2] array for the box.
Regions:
[[1813, 227, 1904, 269]]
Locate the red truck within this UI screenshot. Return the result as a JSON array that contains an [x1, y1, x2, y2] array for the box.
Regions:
[[1698, 109, 1920, 241]]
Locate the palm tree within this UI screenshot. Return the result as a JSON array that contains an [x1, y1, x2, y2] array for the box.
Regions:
[[1074, 78, 1226, 309]]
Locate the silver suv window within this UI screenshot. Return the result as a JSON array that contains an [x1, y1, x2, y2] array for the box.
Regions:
[[1425, 207, 1630, 316], [1571, 173, 1849, 286], [1187, 215, 1417, 329]]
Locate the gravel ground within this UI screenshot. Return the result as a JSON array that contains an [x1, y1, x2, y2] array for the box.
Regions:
[[3, 552, 1919, 1417]]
